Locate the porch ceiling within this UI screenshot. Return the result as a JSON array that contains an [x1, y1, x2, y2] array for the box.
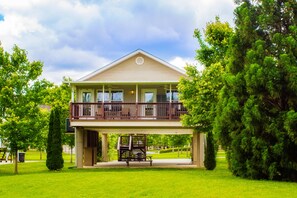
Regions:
[[81, 127, 193, 134], [71, 120, 193, 134], [66, 81, 179, 86], [70, 120, 186, 128]]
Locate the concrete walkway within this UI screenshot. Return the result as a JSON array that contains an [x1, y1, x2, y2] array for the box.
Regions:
[[90, 159, 197, 168]]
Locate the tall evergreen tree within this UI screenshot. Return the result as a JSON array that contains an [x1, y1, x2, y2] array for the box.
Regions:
[[46, 108, 54, 169], [46, 108, 64, 170], [204, 131, 216, 170], [215, 0, 297, 181]]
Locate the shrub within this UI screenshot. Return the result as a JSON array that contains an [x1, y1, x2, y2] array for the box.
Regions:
[[46, 108, 64, 170], [204, 131, 216, 170]]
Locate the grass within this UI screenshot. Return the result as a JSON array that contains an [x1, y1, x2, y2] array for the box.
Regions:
[[149, 150, 191, 159], [0, 151, 297, 198], [14, 150, 76, 162]]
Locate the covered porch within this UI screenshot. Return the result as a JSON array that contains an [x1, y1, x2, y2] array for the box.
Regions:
[[74, 127, 205, 169], [69, 82, 188, 121]]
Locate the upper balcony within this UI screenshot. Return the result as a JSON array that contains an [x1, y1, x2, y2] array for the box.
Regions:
[[70, 102, 187, 121]]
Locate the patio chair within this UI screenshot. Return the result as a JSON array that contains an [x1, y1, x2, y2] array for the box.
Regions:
[[121, 107, 130, 119], [96, 107, 104, 119]]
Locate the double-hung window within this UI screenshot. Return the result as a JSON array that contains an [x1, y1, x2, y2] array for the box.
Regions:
[[97, 90, 123, 111], [166, 90, 179, 102]]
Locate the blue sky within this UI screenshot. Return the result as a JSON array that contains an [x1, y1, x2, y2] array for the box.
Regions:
[[0, 0, 236, 84]]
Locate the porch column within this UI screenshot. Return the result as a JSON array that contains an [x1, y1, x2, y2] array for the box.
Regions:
[[169, 84, 172, 103], [75, 127, 84, 168], [102, 133, 108, 162], [71, 86, 75, 102], [102, 85, 105, 102], [135, 84, 139, 103], [192, 131, 205, 168]]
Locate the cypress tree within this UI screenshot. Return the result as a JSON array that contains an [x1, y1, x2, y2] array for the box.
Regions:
[[204, 131, 216, 170], [46, 108, 54, 169], [46, 108, 64, 170]]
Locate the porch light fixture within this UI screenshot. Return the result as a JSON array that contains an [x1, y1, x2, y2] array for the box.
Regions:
[[130, 90, 135, 95]]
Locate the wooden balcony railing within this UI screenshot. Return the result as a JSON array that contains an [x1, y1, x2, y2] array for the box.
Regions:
[[70, 102, 187, 120]]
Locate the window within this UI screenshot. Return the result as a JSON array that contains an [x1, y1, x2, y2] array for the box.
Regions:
[[97, 90, 123, 102], [166, 90, 179, 102], [111, 90, 123, 102], [97, 91, 109, 102], [82, 92, 91, 102]]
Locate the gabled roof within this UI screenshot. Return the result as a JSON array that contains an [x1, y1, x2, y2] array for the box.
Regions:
[[77, 49, 185, 82]]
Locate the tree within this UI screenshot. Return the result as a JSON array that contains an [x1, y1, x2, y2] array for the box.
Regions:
[[45, 77, 72, 154], [46, 107, 64, 170], [0, 45, 50, 174], [64, 134, 75, 163], [204, 131, 216, 170], [178, 18, 233, 170], [215, 0, 297, 181], [32, 108, 50, 160], [169, 135, 190, 157]]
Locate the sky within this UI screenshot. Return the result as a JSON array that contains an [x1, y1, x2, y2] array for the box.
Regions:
[[0, 0, 236, 84]]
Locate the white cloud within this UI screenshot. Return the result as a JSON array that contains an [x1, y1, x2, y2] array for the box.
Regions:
[[169, 56, 204, 72], [0, 0, 235, 84], [41, 68, 90, 85], [47, 46, 110, 70]]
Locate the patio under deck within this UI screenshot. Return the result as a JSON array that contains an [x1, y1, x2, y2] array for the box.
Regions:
[[87, 159, 196, 168]]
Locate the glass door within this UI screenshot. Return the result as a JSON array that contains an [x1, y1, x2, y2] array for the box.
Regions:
[[141, 89, 157, 118], [82, 92, 92, 116]]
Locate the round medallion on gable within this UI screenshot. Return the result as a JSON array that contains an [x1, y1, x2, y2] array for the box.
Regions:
[[135, 56, 144, 65]]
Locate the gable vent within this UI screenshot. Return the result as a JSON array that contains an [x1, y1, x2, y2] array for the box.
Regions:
[[135, 56, 144, 65]]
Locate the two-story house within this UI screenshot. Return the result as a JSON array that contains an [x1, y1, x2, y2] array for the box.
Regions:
[[68, 49, 204, 168]]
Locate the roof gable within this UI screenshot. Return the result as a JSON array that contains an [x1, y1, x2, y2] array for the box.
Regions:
[[77, 49, 186, 83]]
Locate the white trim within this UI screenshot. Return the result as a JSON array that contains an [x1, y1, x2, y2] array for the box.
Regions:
[[169, 84, 172, 103], [136, 84, 139, 103], [68, 81, 180, 86], [71, 87, 75, 103], [76, 49, 185, 82], [102, 85, 105, 102]]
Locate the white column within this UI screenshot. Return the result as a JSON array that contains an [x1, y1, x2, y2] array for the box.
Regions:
[[136, 84, 139, 103], [102, 85, 105, 102], [75, 127, 84, 168], [192, 131, 205, 168], [102, 133, 108, 162], [71, 87, 75, 102], [169, 84, 172, 103]]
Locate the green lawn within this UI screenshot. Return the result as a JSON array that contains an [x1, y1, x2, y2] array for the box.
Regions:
[[149, 150, 191, 159], [23, 150, 75, 162], [0, 151, 296, 198]]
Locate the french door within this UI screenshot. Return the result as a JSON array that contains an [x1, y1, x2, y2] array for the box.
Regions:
[[81, 90, 94, 116], [141, 89, 157, 118]]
